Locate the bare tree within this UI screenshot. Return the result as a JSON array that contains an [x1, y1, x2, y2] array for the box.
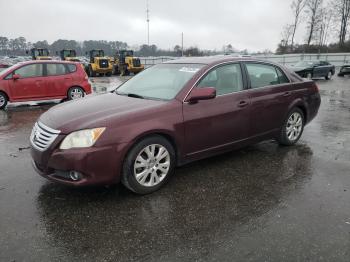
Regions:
[[290, 0, 306, 50], [281, 24, 294, 47], [335, 0, 350, 45], [317, 6, 334, 48], [305, 0, 323, 46]]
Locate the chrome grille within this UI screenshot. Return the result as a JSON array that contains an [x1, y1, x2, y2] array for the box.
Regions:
[[30, 122, 60, 151]]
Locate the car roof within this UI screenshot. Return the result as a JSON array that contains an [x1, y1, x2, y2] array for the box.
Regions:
[[16, 60, 78, 65], [163, 55, 282, 67]]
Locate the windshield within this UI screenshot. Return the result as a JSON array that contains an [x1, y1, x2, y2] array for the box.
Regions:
[[63, 50, 76, 57], [0, 64, 16, 76], [121, 50, 133, 56], [294, 61, 315, 67], [91, 50, 104, 57], [34, 49, 49, 57], [116, 63, 204, 100]]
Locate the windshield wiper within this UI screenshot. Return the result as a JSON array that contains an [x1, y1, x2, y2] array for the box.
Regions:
[[126, 93, 145, 99]]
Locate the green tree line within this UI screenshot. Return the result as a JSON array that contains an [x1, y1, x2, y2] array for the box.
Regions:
[[0, 36, 220, 57]]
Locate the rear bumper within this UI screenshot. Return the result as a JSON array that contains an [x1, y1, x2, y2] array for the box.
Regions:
[[31, 143, 126, 186], [82, 82, 92, 94], [306, 92, 321, 124]]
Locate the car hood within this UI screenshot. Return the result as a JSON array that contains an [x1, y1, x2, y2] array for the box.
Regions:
[[39, 93, 167, 134]]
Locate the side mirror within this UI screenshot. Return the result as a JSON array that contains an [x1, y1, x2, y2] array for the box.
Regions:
[[185, 87, 216, 103], [12, 74, 20, 80]]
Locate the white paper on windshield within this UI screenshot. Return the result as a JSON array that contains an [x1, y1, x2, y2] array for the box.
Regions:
[[179, 67, 200, 73]]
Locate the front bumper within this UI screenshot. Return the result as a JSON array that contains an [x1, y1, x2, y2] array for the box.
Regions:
[[31, 143, 126, 186]]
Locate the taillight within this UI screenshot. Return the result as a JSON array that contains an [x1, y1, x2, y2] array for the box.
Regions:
[[311, 82, 319, 93]]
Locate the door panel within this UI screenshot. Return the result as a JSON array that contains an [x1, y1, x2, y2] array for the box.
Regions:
[[183, 93, 251, 155], [248, 84, 294, 136], [46, 63, 71, 97], [244, 62, 294, 136], [9, 78, 45, 100], [8, 63, 45, 100], [183, 63, 250, 156]]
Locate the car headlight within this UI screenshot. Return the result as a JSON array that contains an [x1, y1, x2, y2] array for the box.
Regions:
[[60, 128, 105, 150]]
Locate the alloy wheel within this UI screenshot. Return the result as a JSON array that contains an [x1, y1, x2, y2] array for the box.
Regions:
[[70, 88, 84, 99], [286, 112, 303, 141], [0, 94, 5, 108], [327, 71, 332, 79], [133, 144, 170, 187]]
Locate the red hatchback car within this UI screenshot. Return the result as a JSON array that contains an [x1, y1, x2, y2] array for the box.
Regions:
[[30, 57, 321, 194], [0, 60, 92, 109]]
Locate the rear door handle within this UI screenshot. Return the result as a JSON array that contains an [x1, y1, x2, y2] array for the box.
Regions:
[[238, 100, 249, 108]]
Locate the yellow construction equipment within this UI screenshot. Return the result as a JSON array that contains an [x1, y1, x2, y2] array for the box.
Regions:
[[58, 49, 80, 62], [85, 49, 113, 77], [113, 50, 144, 76], [27, 48, 52, 60]]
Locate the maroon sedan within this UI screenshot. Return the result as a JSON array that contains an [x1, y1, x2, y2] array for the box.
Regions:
[[30, 57, 321, 194]]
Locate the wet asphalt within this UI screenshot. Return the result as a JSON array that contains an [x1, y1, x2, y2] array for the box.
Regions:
[[0, 75, 350, 262]]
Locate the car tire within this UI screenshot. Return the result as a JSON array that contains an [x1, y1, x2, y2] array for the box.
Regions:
[[122, 135, 176, 195], [338, 73, 344, 77], [0, 92, 8, 110], [325, 71, 332, 80], [106, 72, 112, 77], [277, 108, 305, 146], [68, 87, 85, 100]]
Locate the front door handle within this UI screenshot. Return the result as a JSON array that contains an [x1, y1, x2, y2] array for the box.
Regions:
[[283, 91, 292, 97], [238, 100, 249, 108]]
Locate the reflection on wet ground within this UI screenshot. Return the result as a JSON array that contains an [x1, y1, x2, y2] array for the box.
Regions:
[[1, 77, 350, 261]]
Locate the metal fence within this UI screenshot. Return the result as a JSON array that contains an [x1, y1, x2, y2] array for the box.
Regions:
[[139, 56, 176, 68], [254, 53, 350, 66], [140, 53, 350, 68]]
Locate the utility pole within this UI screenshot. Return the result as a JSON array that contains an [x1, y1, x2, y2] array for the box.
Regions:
[[181, 32, 184, 57], [146, 0, 150, 46]]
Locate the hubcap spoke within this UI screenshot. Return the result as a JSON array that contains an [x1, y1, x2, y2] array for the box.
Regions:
[[286, 112, 303, 141], [134, 144, 170, 187]]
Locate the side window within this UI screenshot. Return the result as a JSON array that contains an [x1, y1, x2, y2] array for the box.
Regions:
[[197, 64, 243, 95], [47, 63, 67, 76], [67, 64, 77, 73], [276, 67, 289, 84], [246, 63, 279, 88], [4, 73, 13, 80], [15, 64, 43, 78]]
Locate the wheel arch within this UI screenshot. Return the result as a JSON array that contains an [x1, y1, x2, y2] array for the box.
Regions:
[[67, 85, 86, 95], [123, 130, 181, 167], [286, 99, 308, 124], [0, 90, 9, 100]]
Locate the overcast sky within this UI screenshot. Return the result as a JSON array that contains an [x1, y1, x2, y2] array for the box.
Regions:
[[0, 0, 307, 52]]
